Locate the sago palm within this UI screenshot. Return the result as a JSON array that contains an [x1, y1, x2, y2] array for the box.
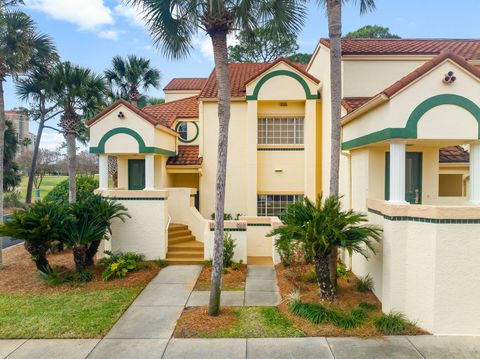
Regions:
[[0, 7, 55, 269], [105, 54, 161, 106], [317, 0, 376, 287], [126, 0, 308, 316], [270, 195, 381, 300], [51, 61, 106, 203]]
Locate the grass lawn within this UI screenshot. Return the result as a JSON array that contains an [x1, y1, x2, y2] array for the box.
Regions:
[[0, 288, 140, 338], [19, 175, 67, 201]]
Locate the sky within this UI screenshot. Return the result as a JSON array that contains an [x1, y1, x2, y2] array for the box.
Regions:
[[4, 0, 480, 151]]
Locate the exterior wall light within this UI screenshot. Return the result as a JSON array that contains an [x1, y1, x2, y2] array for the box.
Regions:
[[443, 71, 456, 84]]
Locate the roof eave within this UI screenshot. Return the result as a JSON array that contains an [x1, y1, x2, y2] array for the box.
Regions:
[[341, 94, 389, 126]]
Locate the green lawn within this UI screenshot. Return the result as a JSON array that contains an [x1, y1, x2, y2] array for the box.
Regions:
[[19, 175, 67, 201], [0, 288, 142, 338]]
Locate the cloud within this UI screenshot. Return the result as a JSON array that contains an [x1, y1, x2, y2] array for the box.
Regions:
[[114, 3, 147, 29], [39, 131, 64, 151], [26, 0, 114, 30], [98, 29, 120, 40], [194, 32, 239, 60]]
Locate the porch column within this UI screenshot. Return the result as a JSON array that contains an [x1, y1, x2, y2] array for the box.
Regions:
[[144, 154, 155, 190], [98, 154, 108, 190], [470, 143, 480, 204], [388, 142, 408, 204]]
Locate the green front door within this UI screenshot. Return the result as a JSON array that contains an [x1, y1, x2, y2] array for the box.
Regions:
[[385, 152, 422, 204], [128, 159, 145, 190]]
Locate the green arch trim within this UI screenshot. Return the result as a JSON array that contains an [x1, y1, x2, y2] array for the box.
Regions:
[[342, 94, 480, 150], [175, 121, 199, 144], [90, 127, 176, 155], [246, 70, 318, 101]]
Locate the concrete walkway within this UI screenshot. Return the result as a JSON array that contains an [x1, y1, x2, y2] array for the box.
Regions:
[[187, 264, 281, 307], [2, 336, 480, 358]]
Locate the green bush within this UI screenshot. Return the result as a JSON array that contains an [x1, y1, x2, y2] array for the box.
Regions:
[[231, 262, 240, 271], [304, 267, 317, 283], [337, 262, 348, 279], [154, 259, 168, 267], [101, 251, 145, 280], [223, 232, 236, 268], [39, 267, 93, 286], [203, 259, 213, 268], [0, 200, 72, 272], [355, 274, 374, 292], [44, 176, 98, 203], [375, 311, 412, 335], [4, 191, 24, 209], [358, 302, 377, 311]]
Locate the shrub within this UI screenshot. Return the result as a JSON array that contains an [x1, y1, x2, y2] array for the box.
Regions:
[[154, 259, 168, 267], [0, 200, 71, 272], [203, 259, 213, 268], [337, 262, 348, 279], [223, 232, 236, 268], [4, 191, 24, 209], [274, 237, 295, 266], [39, 267, 73, 286], [44, 175, 98, 203], [287, 241, 308, 289], [358, 302, 377, 311], [355, 274, 374, 292], [375, 311, 412, 335], [304, 267, 317, 283], [101, 251, 145, 280], [231, 262, 240, 271]]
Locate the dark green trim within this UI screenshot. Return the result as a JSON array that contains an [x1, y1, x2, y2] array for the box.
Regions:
[[175, 121, 199, 144], [257, 147, 304, 151], [90, 127, 176, 155], [209, 228, 247, 232], [368, 208, 480, 224], [246, 70, 318, 101], [108, 197, 166, 201], [342, 94, 480, 150], [247, 223, 271, 227]]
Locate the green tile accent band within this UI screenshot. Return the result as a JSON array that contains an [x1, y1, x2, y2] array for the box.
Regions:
[[246, 70, 318, 101], [209, 228, 247, 232], [368, 208, 480, 224], [110, 197, 166, 201], [90, 127, 176, 155], [342, 94, 480, 150], [257, 148, 304, 151], [247, 223, 272, 227]]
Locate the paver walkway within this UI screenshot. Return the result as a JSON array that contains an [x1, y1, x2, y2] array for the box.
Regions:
[[187, 264, 281, 307]]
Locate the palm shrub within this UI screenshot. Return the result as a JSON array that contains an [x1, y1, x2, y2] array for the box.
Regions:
[[64, 195, 130, 272], [0, 200, 71, 272], [269, 195, 381, 301]]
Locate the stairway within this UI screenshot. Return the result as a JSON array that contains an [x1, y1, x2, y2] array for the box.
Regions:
[[166, 223, 204, 264]]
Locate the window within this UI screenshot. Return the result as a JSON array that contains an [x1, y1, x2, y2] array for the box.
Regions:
[[257, 194, 303, 217], [258, 117, 304, 145], [177, 122, 188, 141]]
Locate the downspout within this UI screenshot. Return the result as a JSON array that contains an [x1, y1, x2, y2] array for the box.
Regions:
[[341, 150, 353, 270]]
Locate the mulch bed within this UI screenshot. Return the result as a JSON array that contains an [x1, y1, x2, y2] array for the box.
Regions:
[[194, 264, 247, 291], [174, 306, 237, 338], [0, 244, 161, 295]]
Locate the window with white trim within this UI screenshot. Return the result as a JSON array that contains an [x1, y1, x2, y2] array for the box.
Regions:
[[257, 117, 304, 145], [257, 194, 303, 217]]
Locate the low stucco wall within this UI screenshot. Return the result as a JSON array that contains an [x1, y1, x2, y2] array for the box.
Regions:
[[204, 221, 248, 263], [96, 189, 169, 260], [355, 198, 480, 335]]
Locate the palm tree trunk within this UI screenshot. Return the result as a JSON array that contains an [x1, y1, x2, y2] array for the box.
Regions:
[[315, 253, 336, 301], [0, 80, 5, 270], [66, 131, 77, 203], [208, 31, 231, 316], [24, 241, 51, 272], [327, 0, 342, 288], [26, 99, 46, 204], [72, 244, 88, 272]]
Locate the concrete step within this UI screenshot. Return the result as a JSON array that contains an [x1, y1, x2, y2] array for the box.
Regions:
[[169, 229, 192, 239], [168, 244, 204, 253], [166, 258, 204, 265], [169, 224, 188, 232], [168, 235, 196, 245], [166, 251, 204, 259]]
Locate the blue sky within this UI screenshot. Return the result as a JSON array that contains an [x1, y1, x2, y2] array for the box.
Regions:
[[5, 0, 480, 150]]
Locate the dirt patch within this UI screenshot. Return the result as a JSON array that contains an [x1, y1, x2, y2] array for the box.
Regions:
[[194, 264, 247, 291], [174, 306, 237, 338], [0, 244, 160, 295]]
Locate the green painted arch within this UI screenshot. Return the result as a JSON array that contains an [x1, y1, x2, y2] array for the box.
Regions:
[[246, 70, 318, 101], [342, 94, 480, 150], [89, 127, 176, 156]]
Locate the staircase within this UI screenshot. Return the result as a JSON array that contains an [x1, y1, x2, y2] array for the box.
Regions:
[[166, 223, 204, 265]]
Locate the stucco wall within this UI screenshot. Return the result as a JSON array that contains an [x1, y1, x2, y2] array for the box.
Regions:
[[165, 91, 200, 103], [257, 151, 304, 193]]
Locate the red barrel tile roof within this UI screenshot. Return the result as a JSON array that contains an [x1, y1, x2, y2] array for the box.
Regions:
[[163, 78, 208, 91], [143, 96, 199, 128], [342, 97, 372, 113], [439, 146, 470, 163], [320, 39, 480, 60], [167, 145, 202, 166]]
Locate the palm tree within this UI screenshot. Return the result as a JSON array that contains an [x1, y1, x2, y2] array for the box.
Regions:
[[0, 6, 55, 269], [16, 63, 60, 204], [127, 0, 307, 316], [270, 195, 381, 300], [51, 61, 106, 203], [317, 0, 376, 287], [105, 55, 161, 107]]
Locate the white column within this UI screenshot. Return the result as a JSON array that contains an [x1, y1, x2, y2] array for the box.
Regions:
[[98, 154, 108, 190], [388, 142, 408, 204], [470, 143, 480, 204], [144, 154, 155, 190]]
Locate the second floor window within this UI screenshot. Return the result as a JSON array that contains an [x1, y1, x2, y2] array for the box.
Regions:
[[258, 117, 304, 145], [177, 122, 188, 141]]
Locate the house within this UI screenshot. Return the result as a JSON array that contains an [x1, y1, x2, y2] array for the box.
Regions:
[[88, 38, 480, 335]]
